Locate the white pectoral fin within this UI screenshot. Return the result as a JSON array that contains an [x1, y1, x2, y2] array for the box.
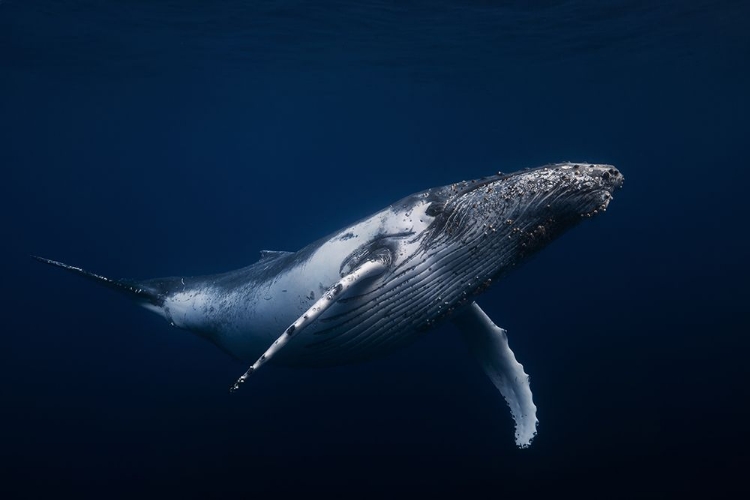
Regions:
[[229, 258, 389, 393], [452, 302, 538, 448]]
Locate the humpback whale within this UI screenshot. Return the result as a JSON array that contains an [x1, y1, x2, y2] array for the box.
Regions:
[[34, 162, 623, 448]]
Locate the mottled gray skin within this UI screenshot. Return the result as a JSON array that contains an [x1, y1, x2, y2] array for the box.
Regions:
[[121, 163, 622, 367]]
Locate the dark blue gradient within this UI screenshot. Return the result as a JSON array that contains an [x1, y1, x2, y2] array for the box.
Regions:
[[2, 1, 748, 497]]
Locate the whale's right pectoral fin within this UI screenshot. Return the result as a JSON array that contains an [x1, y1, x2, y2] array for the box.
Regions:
[[452, 302, 538, 448], [229, 257, 389, 393]]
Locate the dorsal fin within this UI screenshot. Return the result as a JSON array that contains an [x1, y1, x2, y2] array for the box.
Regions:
[[259, 250, 293, 262]]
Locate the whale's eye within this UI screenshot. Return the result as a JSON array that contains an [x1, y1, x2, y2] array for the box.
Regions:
[[425, 201, 445, 217]]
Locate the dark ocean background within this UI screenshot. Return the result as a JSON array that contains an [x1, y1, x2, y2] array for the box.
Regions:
[[2, 0, 749, 497]]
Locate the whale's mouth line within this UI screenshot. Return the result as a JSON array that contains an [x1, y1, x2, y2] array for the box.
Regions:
[[580, 189, 617, 219]]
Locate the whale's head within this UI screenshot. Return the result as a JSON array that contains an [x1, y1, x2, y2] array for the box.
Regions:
[[415, 163, 623, 292], [462, 162, 624, 238], [332, 162, 622, 318]]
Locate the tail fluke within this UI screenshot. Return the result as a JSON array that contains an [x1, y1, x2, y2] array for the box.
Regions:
[[32, 256, 164, 306]]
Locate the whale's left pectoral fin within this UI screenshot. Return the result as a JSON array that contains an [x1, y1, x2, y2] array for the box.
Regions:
[[452, 302, 538, 448], [229, 258, 389, 393]]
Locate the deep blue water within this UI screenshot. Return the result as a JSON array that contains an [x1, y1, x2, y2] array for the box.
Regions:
[[2, 0, 749, 497]]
